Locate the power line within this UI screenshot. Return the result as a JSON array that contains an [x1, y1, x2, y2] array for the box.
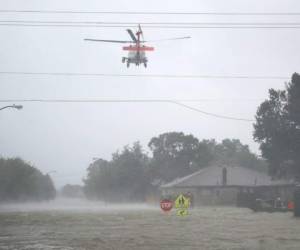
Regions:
[[173, 101, 254, 122], [0, 98, 254, 122], [0, 10, 300, 16], [2, 21, 300, 26], [1, 23, 300, 29], [0, 71, 289, 80], [0, 99, 174, 103], [0, 98, 263, 103]]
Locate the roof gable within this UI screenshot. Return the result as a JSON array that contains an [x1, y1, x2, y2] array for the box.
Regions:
[[161, 165, 293, 188]]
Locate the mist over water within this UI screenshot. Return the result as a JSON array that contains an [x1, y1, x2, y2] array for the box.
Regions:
[[1, 0, 300, 249], [0, 198, 156, 213], [1, 204, 300, 250]]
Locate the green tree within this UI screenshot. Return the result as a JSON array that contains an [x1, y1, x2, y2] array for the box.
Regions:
[[111, 142, 150, 201], [254, 73, 300, 178], [84, 142, 150, 202], [84, 134, 267, 202], [286, 73, 300, 177], [214, 139, 267, 172], [0, 157, 56, 202], [148, 132, 213, 182], [83, 158, 112, 200]]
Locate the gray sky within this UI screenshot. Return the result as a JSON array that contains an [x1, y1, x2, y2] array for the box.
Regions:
[[1, 0, 300, 187]]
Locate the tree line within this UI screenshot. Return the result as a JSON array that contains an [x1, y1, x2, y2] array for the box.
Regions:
[[254, 73, 300, 179], [1, 73, 298, 202], [84, 72, 300, 202], [83, 134, 267, 202], [0, 157, 56, 202]]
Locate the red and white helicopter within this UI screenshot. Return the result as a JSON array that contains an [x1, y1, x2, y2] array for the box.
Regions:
[[84, 25, 190, 68]]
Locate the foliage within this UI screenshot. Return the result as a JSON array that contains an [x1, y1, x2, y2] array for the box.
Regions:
[[148, 132, 266, 183], [213, 139, 268, 172], [0, 157, 56, 202], [148, 132, 207, 182], [254, 73, 300, 178], [84, 133, 265, 201], [84, 142, 151, 202]]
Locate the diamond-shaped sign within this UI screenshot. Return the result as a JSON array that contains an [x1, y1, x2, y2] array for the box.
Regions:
[[176, 208, 189, 216], [174, 194, 190, 209]]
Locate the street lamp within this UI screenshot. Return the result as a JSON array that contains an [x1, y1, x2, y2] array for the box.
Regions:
[[0, 104, 23, 111]]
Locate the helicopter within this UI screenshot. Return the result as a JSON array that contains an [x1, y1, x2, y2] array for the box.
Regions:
[[84, 25, 190, 68]]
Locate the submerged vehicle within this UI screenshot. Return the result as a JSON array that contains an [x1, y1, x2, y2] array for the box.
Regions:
[[251, 198, 294, 213]]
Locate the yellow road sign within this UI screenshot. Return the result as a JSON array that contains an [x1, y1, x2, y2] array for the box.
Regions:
[[176, 209, 188, 216], [175, 194, 190, 209]]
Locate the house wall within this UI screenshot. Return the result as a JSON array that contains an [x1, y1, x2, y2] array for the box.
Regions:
[[193, 187, 239, 206], [254, 186, 294, 201], [161, 185, 295, 207], [161, 186, 239, 206]]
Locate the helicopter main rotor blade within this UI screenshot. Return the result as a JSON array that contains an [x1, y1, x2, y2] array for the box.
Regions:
[[84, 38, 134, 43], [126, 29, 137, 42], [144, 36, 191, 43]]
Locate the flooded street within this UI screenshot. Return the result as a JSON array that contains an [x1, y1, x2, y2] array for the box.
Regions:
[[0, 200, 299, 250]]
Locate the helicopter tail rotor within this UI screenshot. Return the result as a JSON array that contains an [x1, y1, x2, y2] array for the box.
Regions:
[[138, 24, 145, 42]]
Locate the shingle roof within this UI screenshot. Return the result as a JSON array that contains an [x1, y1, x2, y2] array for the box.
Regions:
[[161, 165, 294, 188]]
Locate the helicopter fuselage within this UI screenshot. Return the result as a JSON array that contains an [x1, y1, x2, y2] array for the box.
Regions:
[[122, 45, 154, 68]]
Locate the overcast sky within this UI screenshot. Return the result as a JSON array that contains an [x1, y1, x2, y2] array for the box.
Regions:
[[1, 0, 300, 187]]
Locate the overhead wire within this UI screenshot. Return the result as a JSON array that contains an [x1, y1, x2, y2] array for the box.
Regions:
[[0, 71, 289, 80], [172, 101, 255, 122], [0, 10, 300, 16], [1, 17, 300, 29], [1, 21, 300, 25], [0, 98, 255, 122], [1, 10, 300, 28], [0, 98, 263, 103], [0, 9, 290, 122], [1, 23, 300, 29]]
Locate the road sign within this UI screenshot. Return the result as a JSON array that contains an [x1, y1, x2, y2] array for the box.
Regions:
[[160, 199, 173, 212], [176, 209, 188, 216], [175, 194, 190, 209]]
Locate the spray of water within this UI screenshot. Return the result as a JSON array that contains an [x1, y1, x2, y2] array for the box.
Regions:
[[0, 198, 157, 213]]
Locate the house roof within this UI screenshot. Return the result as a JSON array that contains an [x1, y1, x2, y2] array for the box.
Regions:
[[161, 165, 294, 188]]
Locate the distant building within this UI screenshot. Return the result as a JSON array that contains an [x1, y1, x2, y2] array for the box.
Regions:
[[160, 165, 295, 207]]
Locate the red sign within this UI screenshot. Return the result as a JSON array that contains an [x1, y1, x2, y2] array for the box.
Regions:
[[160, 199, 173, 212]]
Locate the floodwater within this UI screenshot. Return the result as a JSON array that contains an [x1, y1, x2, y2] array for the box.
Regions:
[[0, 199, 300, 250]]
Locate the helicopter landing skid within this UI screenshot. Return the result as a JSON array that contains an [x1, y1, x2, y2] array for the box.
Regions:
[[122, 57, 147, 68]]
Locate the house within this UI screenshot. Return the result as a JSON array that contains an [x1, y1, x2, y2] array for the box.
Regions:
[[160, 165, 295, 207]]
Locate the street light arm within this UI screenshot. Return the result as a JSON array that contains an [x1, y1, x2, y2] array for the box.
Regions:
[[0, 104, 23, 111], [0, 105, 12, 111]]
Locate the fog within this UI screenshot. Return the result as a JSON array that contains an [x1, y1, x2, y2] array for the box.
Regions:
[[0, 198, 156, 213], [1, 1, 300, 249], [1, 0, 300, 188], [1, 201, 300, 250]]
